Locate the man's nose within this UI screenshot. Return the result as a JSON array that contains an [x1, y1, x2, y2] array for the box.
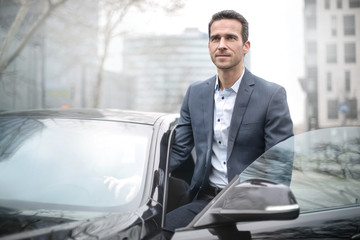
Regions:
[[218, 38, 227, 49]]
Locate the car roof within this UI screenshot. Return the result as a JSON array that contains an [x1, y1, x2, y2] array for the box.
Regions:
[[0, 108, 174, 125]]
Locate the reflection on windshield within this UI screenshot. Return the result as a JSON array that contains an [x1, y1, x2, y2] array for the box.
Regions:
[[0, 118, 45, 161], [241, 127, 360, 212], [104, 175, 141, 202], [0, 117, 152, 211], [240, 137, 294, 186], [291, 127, 360, 211]]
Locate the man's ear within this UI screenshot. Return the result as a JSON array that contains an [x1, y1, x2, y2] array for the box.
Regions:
[[243, 40, 250, 54]]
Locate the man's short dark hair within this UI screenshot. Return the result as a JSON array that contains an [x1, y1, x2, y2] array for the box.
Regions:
[[208, 10, 249, 44]]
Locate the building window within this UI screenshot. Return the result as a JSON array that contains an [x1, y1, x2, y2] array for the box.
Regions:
[[349, 0, 360, 8], [327, 72, 332, 91], [308, 67, 318, 79], [331, 16, 337, 36], [345, 71, 351, 91], [344, 15, 355, 35], [305, 0, 316, 5], [306, 15, 317, 29], [328, 99, 339, 119], [344, 43, 356, 63], [306, 67, 317, 92], [325, 0, 330, 9], [307, 41, 317, 55], [337, 0, 342, 8], [347, 99, 358, 119], [327, 44, 337, 63]]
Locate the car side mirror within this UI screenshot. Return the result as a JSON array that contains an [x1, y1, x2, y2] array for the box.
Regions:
[[177, 176, 299, 240]]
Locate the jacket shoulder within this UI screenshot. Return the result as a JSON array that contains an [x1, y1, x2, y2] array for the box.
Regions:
[[189, 75, 216, 89], [247, 70, 284, 91]]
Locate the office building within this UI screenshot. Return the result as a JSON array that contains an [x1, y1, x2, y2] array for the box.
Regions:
[[122, 28, 251, 113], [301, 0, 360, 129]]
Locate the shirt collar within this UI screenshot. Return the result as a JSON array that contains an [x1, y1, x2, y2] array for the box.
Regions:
[[214, 68, 246, 93]]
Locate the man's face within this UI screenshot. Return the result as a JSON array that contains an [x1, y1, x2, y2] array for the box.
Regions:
[[208, 19, 250, 71]]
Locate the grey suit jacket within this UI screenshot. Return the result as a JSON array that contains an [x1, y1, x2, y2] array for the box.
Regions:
[[170, 68, 293, 199]]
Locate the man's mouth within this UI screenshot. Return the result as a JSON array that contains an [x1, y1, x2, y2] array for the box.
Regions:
[[215, 54, 230, 58]]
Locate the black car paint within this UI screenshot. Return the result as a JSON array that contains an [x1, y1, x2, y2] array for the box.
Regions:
[[0, 109, 359, 240], [0, 109, 175, 239]]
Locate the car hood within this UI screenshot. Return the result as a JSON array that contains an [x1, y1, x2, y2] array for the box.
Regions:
[[0, 205, 143, 240]]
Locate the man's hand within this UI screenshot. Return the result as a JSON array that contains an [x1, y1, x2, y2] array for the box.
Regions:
[[104, 175, 141, 202]]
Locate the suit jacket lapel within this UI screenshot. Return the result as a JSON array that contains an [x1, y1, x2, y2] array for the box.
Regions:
[[201, 76, 216, 162], [227, 69, 254, 160]]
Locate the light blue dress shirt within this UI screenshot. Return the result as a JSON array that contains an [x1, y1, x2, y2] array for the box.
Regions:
[[209, 69, 245, 188]]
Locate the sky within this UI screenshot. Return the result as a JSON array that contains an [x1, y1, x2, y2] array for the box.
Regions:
[[108, 0, 306, 125]]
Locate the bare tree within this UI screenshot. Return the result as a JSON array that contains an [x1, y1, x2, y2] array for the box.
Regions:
[[0, 0, 184, 109], [93, 0, 185, 107], [0, 0, 68, 75]]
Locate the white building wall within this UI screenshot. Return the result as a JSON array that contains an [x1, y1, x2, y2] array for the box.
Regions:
[[315, 0, 360, 128], [123, 29, 216, 113]]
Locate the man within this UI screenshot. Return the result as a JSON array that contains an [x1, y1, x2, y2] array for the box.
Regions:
[[163, 10, 293, 238]]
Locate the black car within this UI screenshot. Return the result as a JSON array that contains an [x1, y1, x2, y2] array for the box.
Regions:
[[172, 126, 360, 239], [0, 109, 359, 240]]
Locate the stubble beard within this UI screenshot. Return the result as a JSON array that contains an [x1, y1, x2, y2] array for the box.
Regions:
[[212, 58, 242, 71]]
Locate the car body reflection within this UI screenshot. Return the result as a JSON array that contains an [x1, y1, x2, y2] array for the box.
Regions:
[[0, 109, 359, 239]]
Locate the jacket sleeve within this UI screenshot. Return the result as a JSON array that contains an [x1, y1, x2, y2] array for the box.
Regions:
[[242, 86, 294, 186], [169, 86, 195, 173], [264, 86, 293, 151]]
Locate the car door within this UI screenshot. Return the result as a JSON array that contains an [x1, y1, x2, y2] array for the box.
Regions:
[[238, 127, 360, 239], [286, 127, 360, 239], [172, 127, 360, 239], [240, 127, 360, 239]]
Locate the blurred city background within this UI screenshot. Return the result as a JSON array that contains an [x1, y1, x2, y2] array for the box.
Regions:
[[0, 0, 359, 134]]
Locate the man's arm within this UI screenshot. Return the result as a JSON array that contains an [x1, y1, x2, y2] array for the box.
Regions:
[[264, 86, 293, 151], [169, 86, 195, 173], [258, 86, 294, 186]]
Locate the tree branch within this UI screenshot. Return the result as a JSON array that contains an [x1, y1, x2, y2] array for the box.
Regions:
[[0, 0, 68, 74], [0, 0, 30, 64]]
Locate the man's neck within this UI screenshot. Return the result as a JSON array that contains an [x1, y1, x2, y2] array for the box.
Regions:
[[218, 66, 244, 90]]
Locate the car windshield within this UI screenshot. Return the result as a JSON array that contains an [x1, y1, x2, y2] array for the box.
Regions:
[[241, 126, 360, 212], [0, 117, 153, 211]]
